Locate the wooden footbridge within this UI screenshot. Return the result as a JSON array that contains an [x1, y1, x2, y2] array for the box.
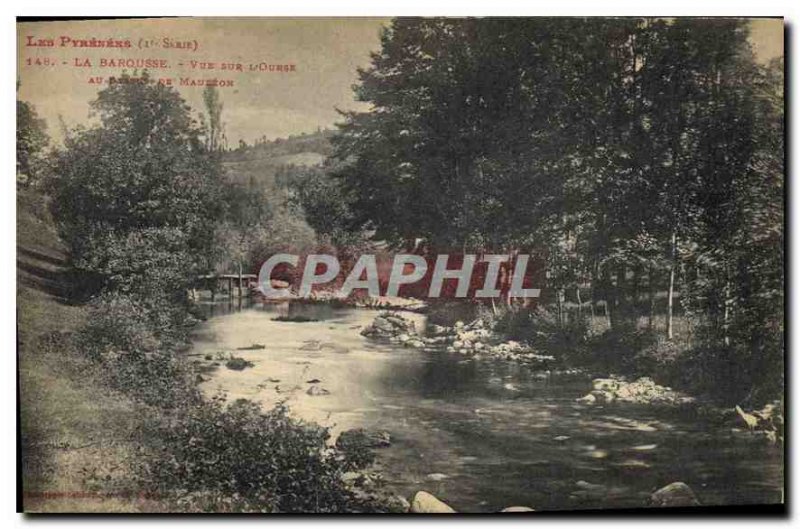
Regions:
[[194, 273, 258, 301]]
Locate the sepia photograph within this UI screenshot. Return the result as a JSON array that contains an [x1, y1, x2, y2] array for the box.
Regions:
[[15, 14, 785, 515]]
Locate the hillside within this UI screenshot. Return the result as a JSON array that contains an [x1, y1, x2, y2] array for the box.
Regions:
[[223, 130, 333, 207]]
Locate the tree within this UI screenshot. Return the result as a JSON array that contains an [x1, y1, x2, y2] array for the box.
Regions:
[[202, 85, 225, 152], [49, 71, 224, 297], [330, 18, 783, 401], [212, 176, 273, 286], [17, 98, 48, 185], [286, 163, 359, 246]]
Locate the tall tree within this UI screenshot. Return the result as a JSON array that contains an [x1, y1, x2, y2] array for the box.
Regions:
[[202, 85, 225, 152], [50, 72, 224, 295]]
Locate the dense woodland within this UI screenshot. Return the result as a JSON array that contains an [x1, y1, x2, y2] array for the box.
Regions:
[[290, 19, 785, 404]]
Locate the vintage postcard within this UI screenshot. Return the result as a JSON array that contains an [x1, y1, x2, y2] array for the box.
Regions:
[[16, 17, 784, 514]]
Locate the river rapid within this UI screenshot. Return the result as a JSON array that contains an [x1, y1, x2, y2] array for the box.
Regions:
[[190, 301, 783, 512]]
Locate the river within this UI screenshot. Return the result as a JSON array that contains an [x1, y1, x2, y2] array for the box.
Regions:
[[190, 301, 783, 512]]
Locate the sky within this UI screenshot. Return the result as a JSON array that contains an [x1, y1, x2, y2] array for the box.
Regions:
[[17, 17, 783, 146]]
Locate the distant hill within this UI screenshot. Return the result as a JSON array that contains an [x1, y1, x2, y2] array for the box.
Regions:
[[224, 129, 334, 163], [221, 129, 332, 192]]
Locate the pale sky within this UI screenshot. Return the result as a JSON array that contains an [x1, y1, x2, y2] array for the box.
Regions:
[[17, 17, 783, 146]]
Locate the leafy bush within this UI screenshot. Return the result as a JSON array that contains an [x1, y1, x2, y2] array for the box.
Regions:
[[76, 293, 198, 408], [486, 304, 590, 363], [685, 340, 784, 406], [633, 335, 685, 374], [490, 305, 536, 342], [136, 398, 389, 513], [582, 327, 659, 373]]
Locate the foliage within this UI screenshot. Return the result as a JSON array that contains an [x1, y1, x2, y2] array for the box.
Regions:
[[136, 398, 386, 513], [201, 85, 225, 152], [54, 72, 394, 512], [76, 293, 198, 408], [76, 291, 388, 511], [48, 71, 224, 295], [330, 18, 784, 404], [285, 163, 362, 246], [211, 176, 274, 274], [17, 98, 49, 185]]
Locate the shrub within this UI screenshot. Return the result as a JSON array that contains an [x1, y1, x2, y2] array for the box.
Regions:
[[76, 293, 198, 408], [485, 304, 591, 363], [77, 293, 159, 361], [490, 305, 537, 342], [136, 398, 390, 513], [582, 327, 659, 373]]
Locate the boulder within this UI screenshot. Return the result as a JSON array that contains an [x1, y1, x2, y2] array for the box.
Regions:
[[362, 312, 418, 340], [430, 324, 449, 335], [373, 317, 394, 332], [306, 385, 330, 396], [591, 390, 616, 403], [410, 491, 456, 513], [225, 356, 254, 371], [650, 482, 700, 507], [592, 378, 619, 392], [336, 428, 391, 449], [501, 506, 535, 512]]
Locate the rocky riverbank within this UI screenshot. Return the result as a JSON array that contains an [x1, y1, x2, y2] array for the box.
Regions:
[[343, 481, 703, 513], [361, 311, 556, 365]]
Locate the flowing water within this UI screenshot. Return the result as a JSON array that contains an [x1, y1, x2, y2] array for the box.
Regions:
[[190, 301, 783, 512]]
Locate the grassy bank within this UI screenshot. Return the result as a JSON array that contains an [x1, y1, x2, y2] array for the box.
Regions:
[[18, 189, 165, 512]]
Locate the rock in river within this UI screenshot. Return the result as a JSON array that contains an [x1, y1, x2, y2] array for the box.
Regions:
[[650, 482, 700, 507], [306, 385, 330, 396], [361, 312, 417, 340], [410, 491, 456, 513], [577, 376, 695, 406], [336, 428, 391, 450], [501, 506, 535, 512]]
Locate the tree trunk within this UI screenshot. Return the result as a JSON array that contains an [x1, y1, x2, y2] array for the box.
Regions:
[[666, 231, 677, 340], [648, 264, 656, 330], [722, 264, 732, 347], [611, 264, 625, 329], [557, 289, 564, 327]]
